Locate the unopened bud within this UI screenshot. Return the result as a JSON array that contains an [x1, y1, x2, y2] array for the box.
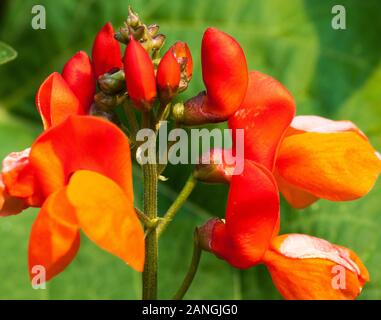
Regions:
[[98, 69, 125, 94], [94, 92, 117, 111], [151, 34, 166, 50], [127, 6, 141, 27], [147, 24, 160, 36], [90, 104, 119, 123], [114, 25, 130, 44], [194, 148, 235, 183]]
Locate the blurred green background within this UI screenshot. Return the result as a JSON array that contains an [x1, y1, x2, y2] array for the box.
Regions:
[[0, 0, 380, 299]]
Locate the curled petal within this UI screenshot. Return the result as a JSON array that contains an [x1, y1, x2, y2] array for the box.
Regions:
[[30, 116, 133, 200], [62, 51, 96, 112], [229, 71, 296, 170], [0, 177, 27, 216], [36, 72, 83, 129], [124, 37, 157, 110], [1, 148, 42, 208], [276, 132, 381, 202], [28, 189, 80, 281], [201, 28, 248, 118], [92, 22, 123, 79], [263, 234, 369, 300], [206, 160, 280, 268], [288, 115, 367, 139], [66, 170, 145, 271]]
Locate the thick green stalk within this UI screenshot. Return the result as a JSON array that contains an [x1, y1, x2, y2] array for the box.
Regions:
[[142, 111, 158, 300]]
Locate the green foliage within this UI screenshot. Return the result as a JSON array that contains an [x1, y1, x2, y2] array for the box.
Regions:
[[0, 42, 17, 65], [0, 0, 380, 299]]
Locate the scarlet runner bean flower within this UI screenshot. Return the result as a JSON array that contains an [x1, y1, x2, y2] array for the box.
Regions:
[[195, 69, 380, 299], [0, 22, 144, 279], [0, 115, 145, 280]]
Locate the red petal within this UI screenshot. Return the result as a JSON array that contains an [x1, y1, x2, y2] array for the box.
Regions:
[[124, 37, 157, 110], [30, 116, 133, 200], [201, 28, 248, 117], [92, 22, 123, 79], [229, 71, 295, 171], [62, 51, 96, 112], [156, 47, 181, 101], [211, 160, 280, 267]]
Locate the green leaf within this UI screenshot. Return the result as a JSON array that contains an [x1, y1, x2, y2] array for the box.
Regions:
[[0, 41, 17, 65]]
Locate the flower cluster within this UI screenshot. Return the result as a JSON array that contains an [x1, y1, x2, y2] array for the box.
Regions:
[[195, 42, 381, 299], [0, 8, 380, 300]]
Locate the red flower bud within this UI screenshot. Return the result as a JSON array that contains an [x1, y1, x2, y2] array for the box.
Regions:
[[201, 28, 248, 117], [173, 28, 248, 125], [62, 51, 96, 112], [92, 22, 123, 79], [156, 47, 181, 103], [124, 37, 157, 111]]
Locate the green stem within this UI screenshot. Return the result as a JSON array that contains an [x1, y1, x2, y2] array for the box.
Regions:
[[173, 230, 202, 300], [157, 174, 197, 237], [123, 101, 139, 139], [142, 112, 158, 300]]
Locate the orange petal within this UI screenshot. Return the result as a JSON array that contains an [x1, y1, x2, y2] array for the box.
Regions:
[[263, 234, 369, 300], [274, 170, 318, 209], [66, 170, 145, 272], [30, 115, 133, 200], [209, 160, 280, 268], [28, 188, 80, 281], [276, 132, 381, 201], [36, 72, 84, 129], [62, 51, 96, 112], [229, 71, 295, 170]]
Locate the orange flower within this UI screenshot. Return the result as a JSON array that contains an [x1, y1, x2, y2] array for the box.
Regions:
[[229, 71, 381, 208], [198, 162, 369, 299], [263, 234, 369, 300], [2, 44, 145, 276], [0, 114, 144, 279]]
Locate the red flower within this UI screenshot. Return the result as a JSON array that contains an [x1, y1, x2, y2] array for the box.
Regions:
[[124, 37, 157, 110]]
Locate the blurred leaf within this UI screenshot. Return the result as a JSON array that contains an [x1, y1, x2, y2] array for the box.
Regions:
[[0, 41, 17, 65]]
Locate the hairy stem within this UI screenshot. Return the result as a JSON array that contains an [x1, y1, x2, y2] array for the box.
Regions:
[[142, 111, 158, 300]]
